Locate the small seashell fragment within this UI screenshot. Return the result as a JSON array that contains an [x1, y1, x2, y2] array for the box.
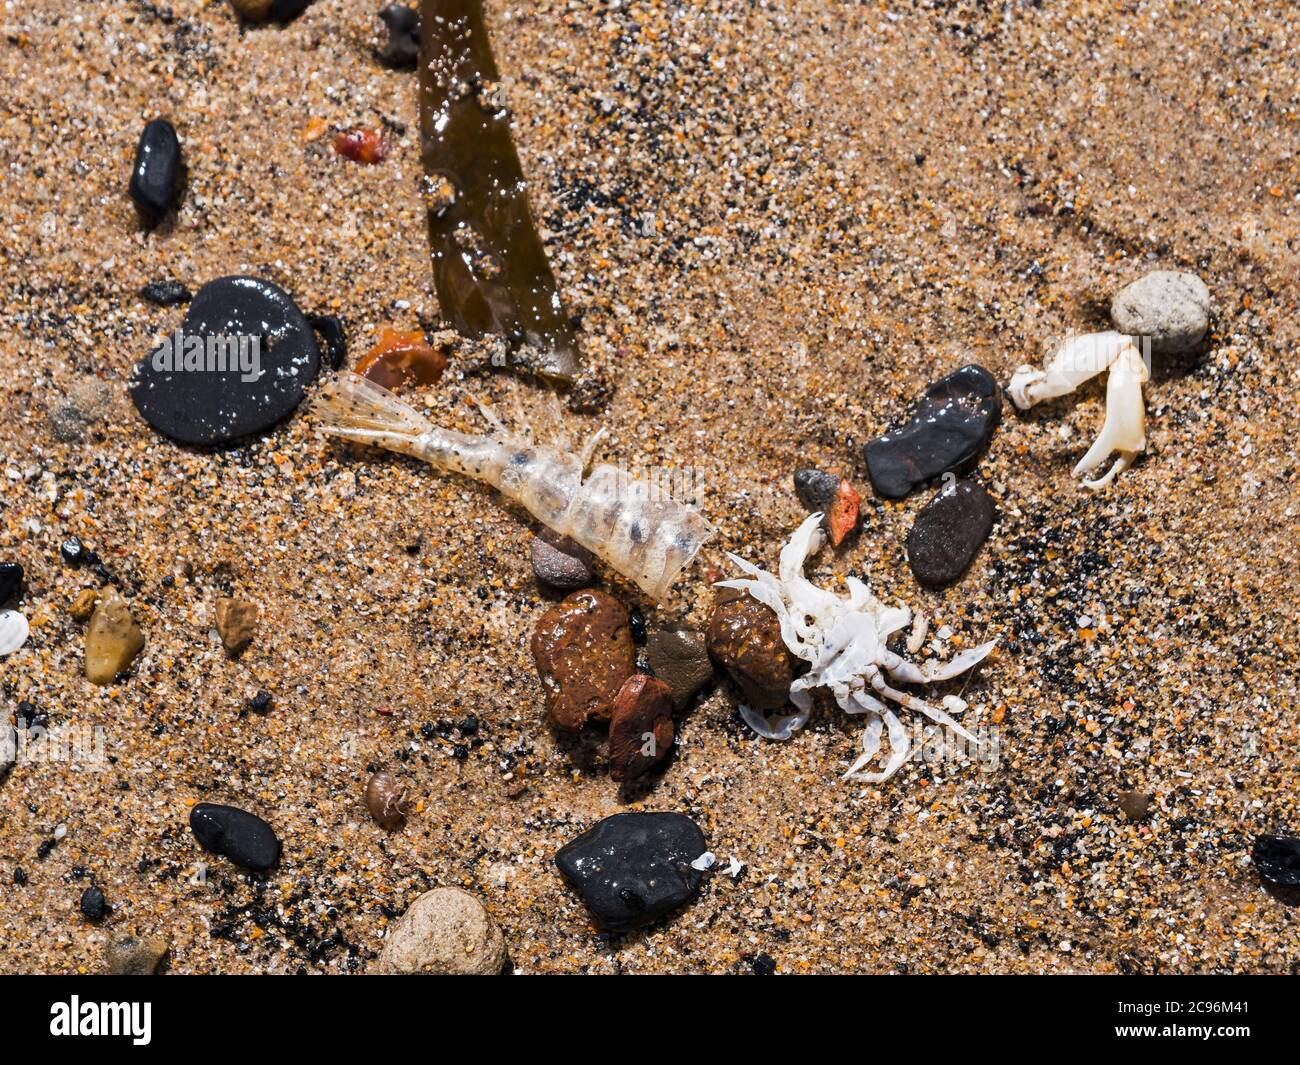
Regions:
[[365, 771, 410, 829], [355, 328, 448, 390], [0, 609, 30, 656]]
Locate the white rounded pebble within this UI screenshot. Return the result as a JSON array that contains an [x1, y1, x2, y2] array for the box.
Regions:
[[1110, 270, 1210, 354]]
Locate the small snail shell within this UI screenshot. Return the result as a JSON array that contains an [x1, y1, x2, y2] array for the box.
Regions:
[[365, 771, 409, 829]]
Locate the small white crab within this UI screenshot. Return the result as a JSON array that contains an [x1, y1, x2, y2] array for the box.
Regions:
[[718, 515, 998, 783]]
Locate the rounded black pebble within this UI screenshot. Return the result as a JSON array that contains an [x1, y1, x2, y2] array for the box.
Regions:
[[307, 314, 347, 370], [139, 279, 192, 306], [377, 4, 420, 68], [129, 276, 322, 445], [751, 953, 776, 975], [864, 364, 1001, 499], [128, 119, 181, 224], [554, 811, 707, 931], [1252, 833, 1300, 887], [80, 884, 107, 922], [629, 606, 647, 645], [906, 478, 996, 589], [0, 562, 22, 605], [60, 536, 85, 566], [189, 802, 282, 872], [248, 690, 273, 713]]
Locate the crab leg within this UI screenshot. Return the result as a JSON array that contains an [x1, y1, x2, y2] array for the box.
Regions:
[[843, 715, 884, 779], [847, 708, 911, 783], [866, 666, 978, 743]]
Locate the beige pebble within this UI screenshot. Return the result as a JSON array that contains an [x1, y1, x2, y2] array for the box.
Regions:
[[215, 597, 259, 656], [85, 592, 144, 685], [373, 887, 507, 975]]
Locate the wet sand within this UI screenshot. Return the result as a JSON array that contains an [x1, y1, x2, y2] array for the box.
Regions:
[[1, 0, 1297, 973]]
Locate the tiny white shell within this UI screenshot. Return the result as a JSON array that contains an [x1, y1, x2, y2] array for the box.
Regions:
[[0, 610, 30, 656]]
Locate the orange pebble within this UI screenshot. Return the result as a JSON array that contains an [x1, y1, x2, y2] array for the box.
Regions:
[[828, 478, 861, 547], [332, 128, 389, 165]]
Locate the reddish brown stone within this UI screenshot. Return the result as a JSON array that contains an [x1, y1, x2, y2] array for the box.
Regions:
[[706, 591, 795, 711], [608, 674, 675, 781], [828, 478, 861, 547], [531, 589, 635, 730]]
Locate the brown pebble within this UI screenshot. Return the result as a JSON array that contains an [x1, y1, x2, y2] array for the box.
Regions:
[[105, 932, 169, 975], [608, 674, 675, 781], [365, 771, 409, 828], [215, 597, 259, 656], [84, 591, 145, 685], [69, 588, 99, 622], [529, 529, 594, 590], [1118, 790, 1153, 821], [706, 591, 795, 711], [646, 627, 714, 711], [531, 589, 635, 730]]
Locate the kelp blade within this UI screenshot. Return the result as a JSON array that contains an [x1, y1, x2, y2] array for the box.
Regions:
[[419, 0, 580, 382]]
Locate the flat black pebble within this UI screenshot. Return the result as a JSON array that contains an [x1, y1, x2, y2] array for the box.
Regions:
[[1252, 833, 1300, 887], [906, 478, 996, 589], [864, 364, 1001, 499], [793, 468, 839, 511], [307, 313, 347, 369], [80, 884, 107, 921], [189, 802, 281, 871], [554, 811, 706, 931], [377, 4, 420, 68], [139, 279, 192, 306], [130, 276, 321, 445], [128, 119, 181, 224], [0, 562, 21, 604]]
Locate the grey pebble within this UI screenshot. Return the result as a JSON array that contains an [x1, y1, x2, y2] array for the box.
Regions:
[[1110, 270, 1210, 354], [530, 530, 594, 590]]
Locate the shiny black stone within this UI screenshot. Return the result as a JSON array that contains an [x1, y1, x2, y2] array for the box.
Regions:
[[130, 276, 321, 445], [189, 802, 281, 872], [60, 537, 85, 565], [1252, 833, 1300, 887], [555, 812, 706, 931], [906, 478, 996, 589], [128, 118, 181, 224], [0, 562, 21, 604], [864, 364, 1001, 499]]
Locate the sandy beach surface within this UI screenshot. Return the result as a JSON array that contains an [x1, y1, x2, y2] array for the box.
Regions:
[[1, 0, 1297, 973]]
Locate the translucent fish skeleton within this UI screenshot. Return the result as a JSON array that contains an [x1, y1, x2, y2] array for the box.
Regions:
[[717, 515, 998, 783]]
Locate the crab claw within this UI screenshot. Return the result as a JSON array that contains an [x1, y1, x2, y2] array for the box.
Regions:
[[1008, 331, 1129, 410], [1074, 342, 1148, 490]]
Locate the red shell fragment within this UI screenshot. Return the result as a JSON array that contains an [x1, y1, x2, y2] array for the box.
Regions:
[[332, 128, 389, 165], [355, 328, 448, 390], [828, 478, 861, 547]]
